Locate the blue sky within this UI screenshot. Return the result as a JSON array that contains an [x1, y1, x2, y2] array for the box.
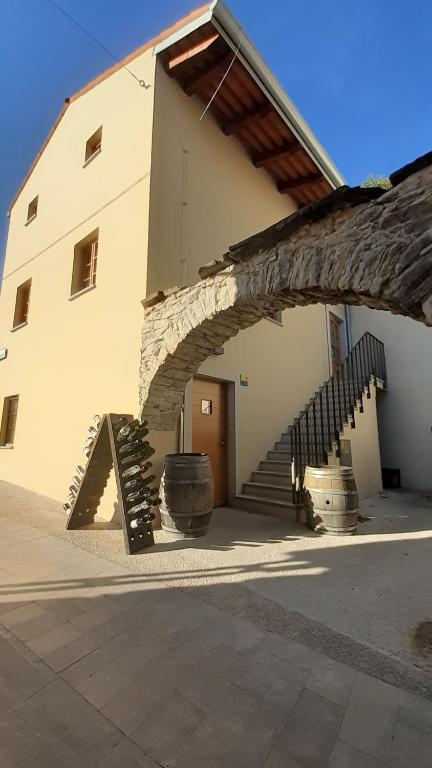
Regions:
[[1, 0, 431, 270]]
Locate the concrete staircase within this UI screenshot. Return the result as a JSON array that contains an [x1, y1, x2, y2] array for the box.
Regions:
[[233, 394, 358, 520], [234, 332, 387, 521], [234, 426, 297, 520]]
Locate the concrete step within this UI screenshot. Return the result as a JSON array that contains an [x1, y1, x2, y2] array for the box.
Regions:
[[261, 459, 292, 473], [276, 440, 327, 452], [252, 470, 291, 487], [242, 482, 292, 502], [233, 493, 298, 521], [268, 449, 292, 460]]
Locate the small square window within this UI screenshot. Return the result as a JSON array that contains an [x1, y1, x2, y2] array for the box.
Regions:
[[26, 196, 38, 224], [0, 395, 19, 446], [201, 399, 212, 415], [70, 230, 99, 296], [84, 126, 102, 164], [12, 279, 31, 328]]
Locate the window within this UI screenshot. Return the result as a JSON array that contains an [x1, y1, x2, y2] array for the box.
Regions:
[[84, 126, 102, 164], [70, 230, 99, 296], [12, 279, 31, 329], [0, 396, 19, 446], [266, 310, 283, 326], [26, 196, 38, 224]]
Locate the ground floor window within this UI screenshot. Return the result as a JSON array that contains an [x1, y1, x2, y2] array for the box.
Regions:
[[0, 395, 19, 446]]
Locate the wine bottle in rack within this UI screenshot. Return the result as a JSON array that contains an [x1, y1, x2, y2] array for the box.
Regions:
[[125, 425, 149, 443], [63, 503, 71, 513], [123, 466, 152, 490], [125, 479, 156, 503], [130, 513, 155, 529], [118, 438, 148, 456], [76, 465, 85, 477], [121, 464, 146, 479], [127, 499, 154, 515], [120, 446, 151, 467], [115, 422, 138, 443], [112, 414, 130, 426]]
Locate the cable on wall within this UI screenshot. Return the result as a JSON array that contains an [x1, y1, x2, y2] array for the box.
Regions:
[[179, 34, 244, 285], [42, 0, 150, 88]]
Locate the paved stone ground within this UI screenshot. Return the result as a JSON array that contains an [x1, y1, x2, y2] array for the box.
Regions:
[[0, 482, 432, 766]]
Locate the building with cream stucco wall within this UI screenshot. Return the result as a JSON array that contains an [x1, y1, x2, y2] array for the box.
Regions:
[[0, 2, 385, 519]]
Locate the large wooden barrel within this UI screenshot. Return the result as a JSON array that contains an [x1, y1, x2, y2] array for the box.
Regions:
[[303, 465, 358, 535], [159, 453, 213, 538]]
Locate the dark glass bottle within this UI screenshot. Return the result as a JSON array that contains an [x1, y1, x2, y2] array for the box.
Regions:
[[123, 467, 152, 491], [121, 463, 154, 479], [130, 513, 155, 529], [127, 499, 153, 515], [115, 424, 134, 443], [120, 445, 151, 467], [112, 415, 131, 428], [125, 425, 149, 443], [118, 438, 148, 456], [125, 479, 156, 504]]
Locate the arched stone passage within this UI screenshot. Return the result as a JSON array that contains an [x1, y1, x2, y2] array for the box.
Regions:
[[140, 152, 432, 430]]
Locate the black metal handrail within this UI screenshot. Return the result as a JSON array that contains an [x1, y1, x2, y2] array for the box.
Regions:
[[290, 332, 386, 504]]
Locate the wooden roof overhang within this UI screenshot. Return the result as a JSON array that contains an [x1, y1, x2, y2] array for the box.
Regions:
[[159, 21, 335, 207]]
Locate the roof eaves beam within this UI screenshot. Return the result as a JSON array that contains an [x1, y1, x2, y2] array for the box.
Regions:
[[278, 173, 322, 194], [222, 101, 272, 136], [253, 142, 302, 168], [167, 33, 220, 72], [184, 53, 232, 96]]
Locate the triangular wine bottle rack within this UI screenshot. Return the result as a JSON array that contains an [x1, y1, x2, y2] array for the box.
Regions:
[[66, 414, 155, 555]]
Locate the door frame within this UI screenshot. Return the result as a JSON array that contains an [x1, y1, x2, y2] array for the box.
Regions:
[[182, 372, 240, 505], [325, 306, 348, 377]]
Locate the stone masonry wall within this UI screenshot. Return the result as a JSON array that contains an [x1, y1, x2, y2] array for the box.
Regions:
[[140, 153, 432, 430]]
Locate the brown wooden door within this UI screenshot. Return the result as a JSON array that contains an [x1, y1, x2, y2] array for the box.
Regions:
[[192, 378, 227, 507], [329, 312, 342, 377]]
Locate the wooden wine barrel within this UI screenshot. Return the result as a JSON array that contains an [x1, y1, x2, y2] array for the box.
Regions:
[[303, 465, 358, 536], [159, 453, 213, 538]]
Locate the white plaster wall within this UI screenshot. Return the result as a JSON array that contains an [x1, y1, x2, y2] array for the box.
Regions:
[[146, 63, 332, 490], [337, 384, 383, 499], [0, 49, 157, 509], [350, 306, 432, 492]]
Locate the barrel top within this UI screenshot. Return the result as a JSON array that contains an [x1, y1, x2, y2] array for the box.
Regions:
[[165, 452, 209, 463], [304, 465, 354, 477]]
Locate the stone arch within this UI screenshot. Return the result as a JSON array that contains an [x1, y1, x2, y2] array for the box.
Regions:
[[140, 153, 432, 430]]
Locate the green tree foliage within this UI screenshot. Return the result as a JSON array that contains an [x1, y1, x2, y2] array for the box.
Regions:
[[362, 175, 392, 190]]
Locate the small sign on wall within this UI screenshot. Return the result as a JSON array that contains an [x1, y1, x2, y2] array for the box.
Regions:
[[0, 348, 7, 361], [240, 374, 249, 387]]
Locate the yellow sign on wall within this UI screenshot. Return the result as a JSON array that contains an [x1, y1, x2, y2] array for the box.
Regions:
[[240, 374, 249, 387]]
